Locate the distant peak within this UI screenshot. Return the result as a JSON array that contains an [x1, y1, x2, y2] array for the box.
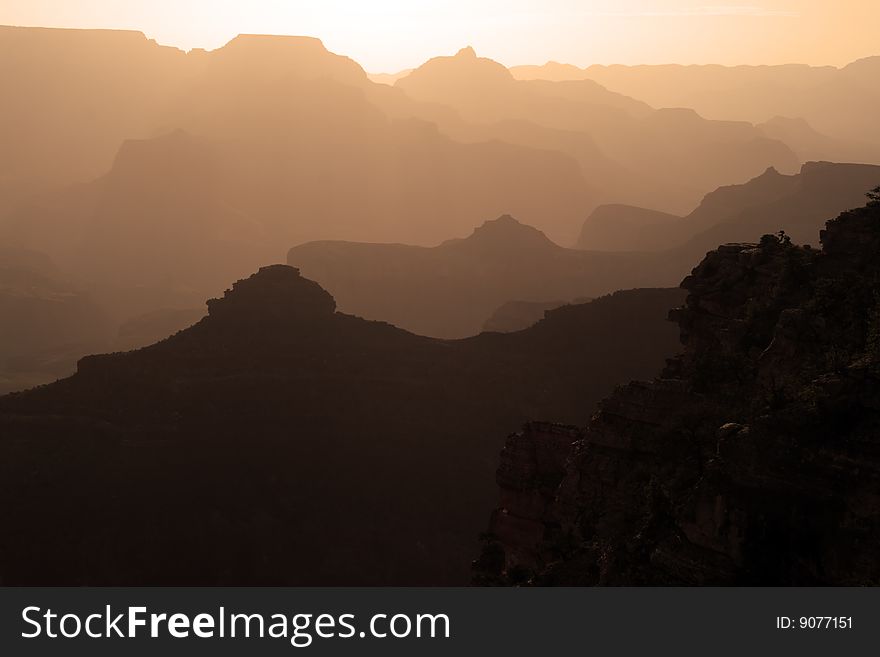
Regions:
[[475, 214, 523, 232], [399, 46, 513, 89], [489, 214, 520, 225], [652, 107, 701, 121], [464, 215, 557, 250], [206, 265, 336, 326]]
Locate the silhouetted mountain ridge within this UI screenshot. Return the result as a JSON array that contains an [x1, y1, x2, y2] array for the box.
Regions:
[[451, 214, 558, 252], [204, 264, 337, 326], [578, 161, 880, 251], [511, 59, 880, 152], [0, 267, 684, 585], [398, 45, 799, 215]]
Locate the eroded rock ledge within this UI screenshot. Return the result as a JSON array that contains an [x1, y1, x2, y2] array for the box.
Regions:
[[475, 200, 880, 586]]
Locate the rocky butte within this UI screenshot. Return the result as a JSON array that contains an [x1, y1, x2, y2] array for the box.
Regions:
[[475, 196, 880, 585]]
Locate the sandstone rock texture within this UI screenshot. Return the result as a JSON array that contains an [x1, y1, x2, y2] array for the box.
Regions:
[[475, 199, 880, 585]]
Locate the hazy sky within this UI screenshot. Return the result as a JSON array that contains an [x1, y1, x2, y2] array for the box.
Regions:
[[0, 0, 877, 72]]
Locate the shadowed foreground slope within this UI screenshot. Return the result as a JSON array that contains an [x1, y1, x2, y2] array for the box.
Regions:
[[476, 200, 880, 586], [0, 266, 683, 585]]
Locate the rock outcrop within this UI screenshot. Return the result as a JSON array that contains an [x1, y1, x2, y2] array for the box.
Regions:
[[476, 198, 880, 585], [204, 264, 336, 325]]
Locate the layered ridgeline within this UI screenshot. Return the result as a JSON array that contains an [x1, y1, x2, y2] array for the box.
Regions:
[[577, 161, 880, 251], [0, 265, 684, 585], [0, 26, 863, 381], [12, 157, 873, 385], [0, 244, 204, 392], [0, 27, 593, 322], [0, 248, 112, 394], [475, 197, 880, 586], [289, 215, 646, 338], [0, 27, 197, 212], [395, 46, 799, 216], [511, 58, 880, 156], [1, 32, 804, 284], [289, 164, 879, 338]]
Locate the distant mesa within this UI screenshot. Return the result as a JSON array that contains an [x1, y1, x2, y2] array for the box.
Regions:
[[205, 33, 368, 87], [224, 33, 328, 49]]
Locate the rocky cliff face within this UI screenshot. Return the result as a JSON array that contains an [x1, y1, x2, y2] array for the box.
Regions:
[[476, 199, 880, 585]]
